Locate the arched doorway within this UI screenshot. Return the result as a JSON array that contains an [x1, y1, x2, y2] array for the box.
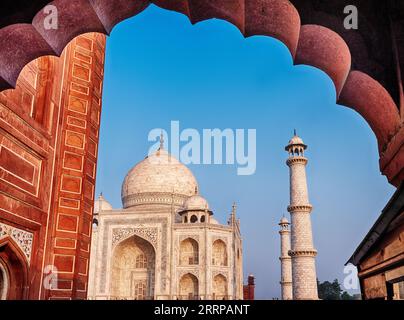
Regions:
[[180, 238, 199, 266], [0, 238, 29, 300], [111, 235, 155, 300], [213, 274, 228, 300], [179, 273, 199, 300]]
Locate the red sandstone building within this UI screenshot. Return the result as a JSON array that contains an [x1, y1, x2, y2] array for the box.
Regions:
[[243, 275, 255, 300], [0, 1, 403, 300], [0, 33, 106, 299]]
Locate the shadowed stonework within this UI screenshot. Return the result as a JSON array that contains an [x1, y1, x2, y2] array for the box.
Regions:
[[0, 0, 402, 186]]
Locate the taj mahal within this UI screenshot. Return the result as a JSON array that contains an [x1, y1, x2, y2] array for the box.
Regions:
[[86, 131, 319, 300], [87, 138, 243, 300]]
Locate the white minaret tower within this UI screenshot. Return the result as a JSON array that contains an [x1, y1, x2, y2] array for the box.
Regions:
[[285, 130, 318, 300], [279, 216, 293, 300]]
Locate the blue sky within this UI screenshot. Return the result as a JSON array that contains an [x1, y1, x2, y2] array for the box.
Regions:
[[95, 5, 395, 299]]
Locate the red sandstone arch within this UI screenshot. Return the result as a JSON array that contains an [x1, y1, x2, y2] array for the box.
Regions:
[[0, 237, 29, 300], [0, 0, 402, 183]]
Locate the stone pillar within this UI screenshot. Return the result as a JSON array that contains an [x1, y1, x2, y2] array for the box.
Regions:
[[285, 132, 318, 300], [44, 33, 106, 300], [279, 217, 293, 300]]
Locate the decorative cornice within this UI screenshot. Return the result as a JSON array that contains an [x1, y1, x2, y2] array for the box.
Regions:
[[174, 223, 232, 231], [286, 157, 308, 166], [122, 192, 188, 209], [279, 256, 292, 261], [178, 208, 213, 216], [288, 249, 318, 257], [287, 204, 313, 213]]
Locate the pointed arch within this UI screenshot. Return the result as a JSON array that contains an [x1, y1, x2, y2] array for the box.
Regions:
[[212, 239, 228, 267], [0, 236, 29, 300], [213, 274, 228, 300], [179, 273, 199, 300], [180, 238, 199, 265]]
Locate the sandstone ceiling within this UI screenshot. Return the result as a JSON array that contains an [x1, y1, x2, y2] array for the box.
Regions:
[[0, 0, 403, 184]]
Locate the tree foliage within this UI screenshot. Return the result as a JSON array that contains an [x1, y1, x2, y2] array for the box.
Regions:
[[317, 279, 355, 300]]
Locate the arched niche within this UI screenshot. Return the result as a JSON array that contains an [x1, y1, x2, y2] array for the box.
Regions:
[[213, 274, 228, 300], [212, 239, 228, 267], [179, 238, 199, 266], [179, 273, 199, 300]]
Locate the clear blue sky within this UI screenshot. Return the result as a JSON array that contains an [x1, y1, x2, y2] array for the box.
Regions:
[[95, 5, 395, 299]]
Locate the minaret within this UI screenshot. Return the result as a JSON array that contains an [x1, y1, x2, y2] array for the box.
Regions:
[[285, 131, 318, 300], [279, 216, 293, 300]]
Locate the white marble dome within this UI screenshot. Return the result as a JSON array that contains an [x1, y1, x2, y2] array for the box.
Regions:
[[121, 148, 198, 208], [183, 194, 210, 211]]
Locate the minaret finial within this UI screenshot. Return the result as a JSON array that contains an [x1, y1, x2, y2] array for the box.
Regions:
[[229, 202, 237, 226], [232, 202, 237, 215], [294, 129, 297, 136]]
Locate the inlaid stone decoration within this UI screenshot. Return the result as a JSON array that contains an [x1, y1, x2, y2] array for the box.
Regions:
[[0, 222, 34, 263], [112, 227, 158, 248]]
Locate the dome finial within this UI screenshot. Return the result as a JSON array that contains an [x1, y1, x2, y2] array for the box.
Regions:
[[294, 129, 297, 136], [159, 130, 164, 150]]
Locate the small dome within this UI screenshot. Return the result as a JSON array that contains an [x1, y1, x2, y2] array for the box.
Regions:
[[279, 216, 289, 224], [285, 130, 307, 151], [183, 194, 210, 211], [288, 135, 304, 145], [94, 194, 113, 213], [210, 217, 219, 225]]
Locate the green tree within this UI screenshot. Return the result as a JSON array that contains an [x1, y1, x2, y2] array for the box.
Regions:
[[317, 279, 356, 300], [341, 291, 355, 300], [318, 279, 342, 300]]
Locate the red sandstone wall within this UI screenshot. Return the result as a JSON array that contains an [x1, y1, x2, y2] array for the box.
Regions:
[[0, 32, 105, 300], [243, 284, 255, 300]]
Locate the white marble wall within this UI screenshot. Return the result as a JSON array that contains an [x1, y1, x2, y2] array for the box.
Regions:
[[87, 206, 243, 300]]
